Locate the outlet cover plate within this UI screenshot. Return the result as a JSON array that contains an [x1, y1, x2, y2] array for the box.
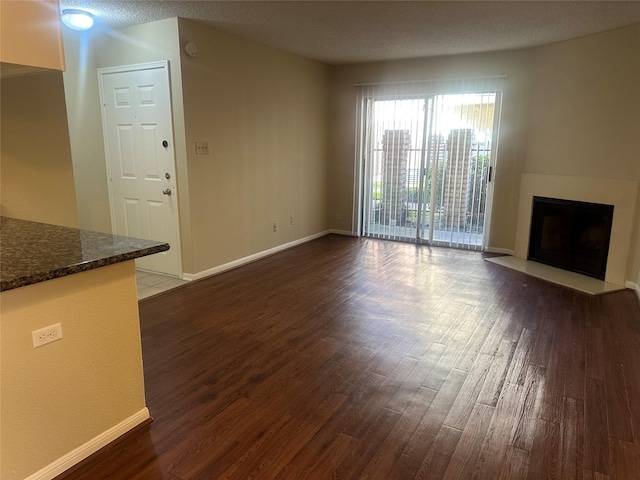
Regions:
[[32, 323, 63, 348]]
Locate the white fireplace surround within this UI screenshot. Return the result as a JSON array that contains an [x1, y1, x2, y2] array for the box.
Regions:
[[514, 174, 638, 287]]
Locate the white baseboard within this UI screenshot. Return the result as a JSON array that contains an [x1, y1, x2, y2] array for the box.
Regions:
[[484, 246, 515, 255], [183, 230, 331, 282], [625, 281, 640, 301], [329, 229, 356, 236], [26, 408, 150, 480]]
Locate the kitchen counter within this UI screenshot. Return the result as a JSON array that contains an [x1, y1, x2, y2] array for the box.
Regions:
[[1, 216, 168, 478], [0, 216, 169, 291]]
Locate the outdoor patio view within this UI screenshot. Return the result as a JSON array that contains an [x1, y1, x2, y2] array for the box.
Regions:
[[362, 89, 499, 250]]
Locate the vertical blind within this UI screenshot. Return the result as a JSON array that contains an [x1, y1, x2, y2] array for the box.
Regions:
[[355, 76, 505, 250]]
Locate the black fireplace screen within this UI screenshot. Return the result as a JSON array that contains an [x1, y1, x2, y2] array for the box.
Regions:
[[528, 196, 614, 280]]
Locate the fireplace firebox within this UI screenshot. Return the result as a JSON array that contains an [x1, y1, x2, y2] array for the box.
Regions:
[[528, 196, 614, 280]]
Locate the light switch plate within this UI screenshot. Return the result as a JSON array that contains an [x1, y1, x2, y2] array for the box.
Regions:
[[195, 142, 209, 155]]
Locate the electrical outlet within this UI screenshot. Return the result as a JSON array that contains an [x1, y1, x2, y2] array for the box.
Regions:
[[195, 141, 209, 155], [290, 216, 295, 225], [272, 221, 278, 232], [32, 323, 63, 348], [336, 213, 342, 221]]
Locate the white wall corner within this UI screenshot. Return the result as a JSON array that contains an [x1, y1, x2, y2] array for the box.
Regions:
[[25, 408, 150, 480]]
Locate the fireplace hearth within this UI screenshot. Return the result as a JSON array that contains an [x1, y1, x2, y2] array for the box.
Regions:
[[528, 196, 614, 280]]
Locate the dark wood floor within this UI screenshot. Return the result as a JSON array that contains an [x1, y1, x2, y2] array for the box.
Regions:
[[61, 235, 640, 479]]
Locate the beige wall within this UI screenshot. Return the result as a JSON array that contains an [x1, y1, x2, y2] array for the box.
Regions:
[[62, 29, 112, 232], [328, 50, 533, 250], [0, 0, 65, 71], [0, 71, 78, 227], [1, 261, 147, 479], [524, 24, 639, 179], [177, 19, 329, 273]]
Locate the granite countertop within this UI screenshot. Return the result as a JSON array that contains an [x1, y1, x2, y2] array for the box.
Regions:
[[0, 217, 170, 292]]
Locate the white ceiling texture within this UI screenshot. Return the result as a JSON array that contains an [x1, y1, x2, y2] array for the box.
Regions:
[[59, 1, 640, 64]]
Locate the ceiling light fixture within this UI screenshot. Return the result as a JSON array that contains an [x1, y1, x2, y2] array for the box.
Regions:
[[61, 9, 94, 31]]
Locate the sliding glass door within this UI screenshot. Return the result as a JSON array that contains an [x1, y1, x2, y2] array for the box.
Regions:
[[362, 95, 431, 242], [357, 78, 503, 250]]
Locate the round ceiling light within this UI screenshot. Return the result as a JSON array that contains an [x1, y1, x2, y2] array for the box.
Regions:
[[61, 9, 94, 31]]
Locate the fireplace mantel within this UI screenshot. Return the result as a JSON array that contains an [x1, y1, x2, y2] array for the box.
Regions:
[[514, 174, 638, 286]]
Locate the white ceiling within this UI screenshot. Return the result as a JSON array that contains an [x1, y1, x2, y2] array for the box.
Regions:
[[59, 1, 640, 64]]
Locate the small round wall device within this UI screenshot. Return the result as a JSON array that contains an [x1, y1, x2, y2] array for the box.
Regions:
[[184, 42, 198, 58]]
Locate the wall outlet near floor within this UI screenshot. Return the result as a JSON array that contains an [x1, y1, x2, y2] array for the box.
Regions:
[[32, 323, 63, 348], [336, 213, 341, 221], [290, 216, 295, 225], [272, 221, 278, 232]]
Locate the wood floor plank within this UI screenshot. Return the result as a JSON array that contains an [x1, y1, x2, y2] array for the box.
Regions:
[[296, 433, 358, 479], [585, 325, 606, 380], [402, 368, 468, 461], [442, 353, 491, 431], [54, 235, 640, 480], [618, 345, 640, 443], [558, 395, 585, 480], [611, 438, 640, 480], [442, 402, 496, 480], [334, 407, 401, 480], [510, 364, 545, 452], [385, 343, 445, 413], [582, 470, 611, 480], [359, 387, 438, 479], [454, 319, 494, 372], [584, 377, 611, 475], [526, 418, 561, 480], [421, 343, 461, 391], [602, 331, 634, 442], [504, 327, 536, 386], [476, 338, 517, 406], [563, 312, 587, 400], [610, 438, 640, 480], [472, 382, 524, 479], [537, 345, 568, 424], [497, 446, 530, 480], [413, 425, 463, 480]]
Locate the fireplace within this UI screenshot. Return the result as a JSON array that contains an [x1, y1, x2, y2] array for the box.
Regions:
[[528, 196, 614, 280], [511, 174, 636, 288]]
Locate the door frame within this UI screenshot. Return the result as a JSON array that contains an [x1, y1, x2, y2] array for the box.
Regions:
[[97, 60, 182, 277]]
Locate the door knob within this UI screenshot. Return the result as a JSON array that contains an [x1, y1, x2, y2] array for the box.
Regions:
[[162, 188, 172, 195]]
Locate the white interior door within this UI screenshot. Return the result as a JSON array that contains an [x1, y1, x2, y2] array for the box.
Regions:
[[98, 61, 180, 276]]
